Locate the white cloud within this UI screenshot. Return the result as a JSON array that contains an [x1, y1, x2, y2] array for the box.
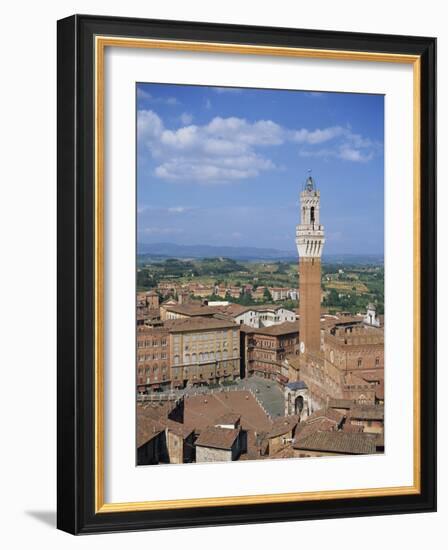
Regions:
[[179, 112, 193, 125], [137, 87, 180, 105], [291, 126, 346, 144], [137, 109, 381, 183], [338, 146, 373, 162]]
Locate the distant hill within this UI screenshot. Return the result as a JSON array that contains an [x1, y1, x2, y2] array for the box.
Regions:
[[137, 242, 296, 261], [137, 242, 383, 264]]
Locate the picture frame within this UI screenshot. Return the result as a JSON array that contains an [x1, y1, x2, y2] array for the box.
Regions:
[[57, 14, 436, 534]]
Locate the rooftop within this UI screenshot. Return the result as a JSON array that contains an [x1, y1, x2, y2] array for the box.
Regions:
[[268, 415, 299, 438], [349, 404, 384, 421], [184, 391, 272, 433], [243, 320, 300, 337], [293, 431, 376, 455], [215, 412, 241, 426], [195, 426, 240, 450], [162, 303, 218, 317], [305, 408, 345, 426], [286, 380, 308, 391], [165, 316, 238, 333]]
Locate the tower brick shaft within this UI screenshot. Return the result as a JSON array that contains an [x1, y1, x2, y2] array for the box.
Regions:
[[296, 174, 325, 355]]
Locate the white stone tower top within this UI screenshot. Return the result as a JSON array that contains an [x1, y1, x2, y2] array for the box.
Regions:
[[296, 172, 325, 258]]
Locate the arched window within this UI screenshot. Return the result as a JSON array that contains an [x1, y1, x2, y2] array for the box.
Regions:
[[310, 206, 315, 223]]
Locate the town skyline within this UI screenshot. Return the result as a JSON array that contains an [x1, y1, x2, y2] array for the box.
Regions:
[[137, 83, 384, 255]]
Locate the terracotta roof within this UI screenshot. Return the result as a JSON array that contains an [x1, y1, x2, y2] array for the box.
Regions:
[[215, 412, 241, 426], [305, 408, 345, 426], [342, 423, 364, 433], [268, 415, 299, 438], [136, 416, 164, 448], [211, 304, 250, 317], [247, 321, 300, 337], [165, 419, 194, 438], [349, 404, 384, 421], [163, 304, 218, 316], [195, 426, 240, 450], [293, 431, 376, 454], [295, 418, 336, 440], [184, 391, 272, 433], [136, 401, 180, 447], [165, 317, 237, 332]]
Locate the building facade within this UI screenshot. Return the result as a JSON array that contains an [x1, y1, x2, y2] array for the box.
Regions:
[[168, 317, 241, 388], [136, 325, 170, 393], [242, 321, 299, 382]]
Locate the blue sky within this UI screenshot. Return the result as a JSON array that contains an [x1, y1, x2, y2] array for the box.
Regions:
[[137, 83, 384, 255]]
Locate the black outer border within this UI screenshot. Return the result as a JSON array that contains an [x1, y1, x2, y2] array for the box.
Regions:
[[57, 14, 436, 535]]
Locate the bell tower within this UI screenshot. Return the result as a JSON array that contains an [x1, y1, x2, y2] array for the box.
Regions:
[[296, 171, 325, 355]]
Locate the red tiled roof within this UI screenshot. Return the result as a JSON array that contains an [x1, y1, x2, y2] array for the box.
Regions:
[[195, 426, 240, 450], [268, 415, 299, 438], [293, 431, 376, 454]]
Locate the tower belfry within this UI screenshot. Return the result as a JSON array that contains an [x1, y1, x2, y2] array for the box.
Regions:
[[296, 171, 325, 355]]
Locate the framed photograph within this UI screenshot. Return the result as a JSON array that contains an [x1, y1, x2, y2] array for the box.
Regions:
[[57, 14, 436, 534]]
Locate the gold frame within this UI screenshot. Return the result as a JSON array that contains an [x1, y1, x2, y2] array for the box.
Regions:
[[94, 36, 421, 514]]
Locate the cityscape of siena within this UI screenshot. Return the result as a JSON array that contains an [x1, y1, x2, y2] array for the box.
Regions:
[[136, 173, 384, 465]]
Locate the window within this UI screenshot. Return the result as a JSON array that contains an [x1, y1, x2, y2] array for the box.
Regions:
[[357, 358, 362, 367], [375, 357, 380, 366], [174, 355, 180, 365]]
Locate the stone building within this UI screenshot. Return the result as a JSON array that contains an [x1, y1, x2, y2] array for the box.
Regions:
[[284, 380, 310, 418], [165, 419, 195, 464], [347, 404, 384, 434], [195, 426, 244, 462], [167, 317, 241, 388], [136, 325, 170, 393], [269, 287, 290, 301], [265, 415, 299, 455], [241, 321, 299, 382]]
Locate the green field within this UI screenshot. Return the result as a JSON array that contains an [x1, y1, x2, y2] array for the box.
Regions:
[[137, 257, 384, 314]]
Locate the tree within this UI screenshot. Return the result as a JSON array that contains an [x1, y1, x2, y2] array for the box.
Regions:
[[263, 288, 273, 302]]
